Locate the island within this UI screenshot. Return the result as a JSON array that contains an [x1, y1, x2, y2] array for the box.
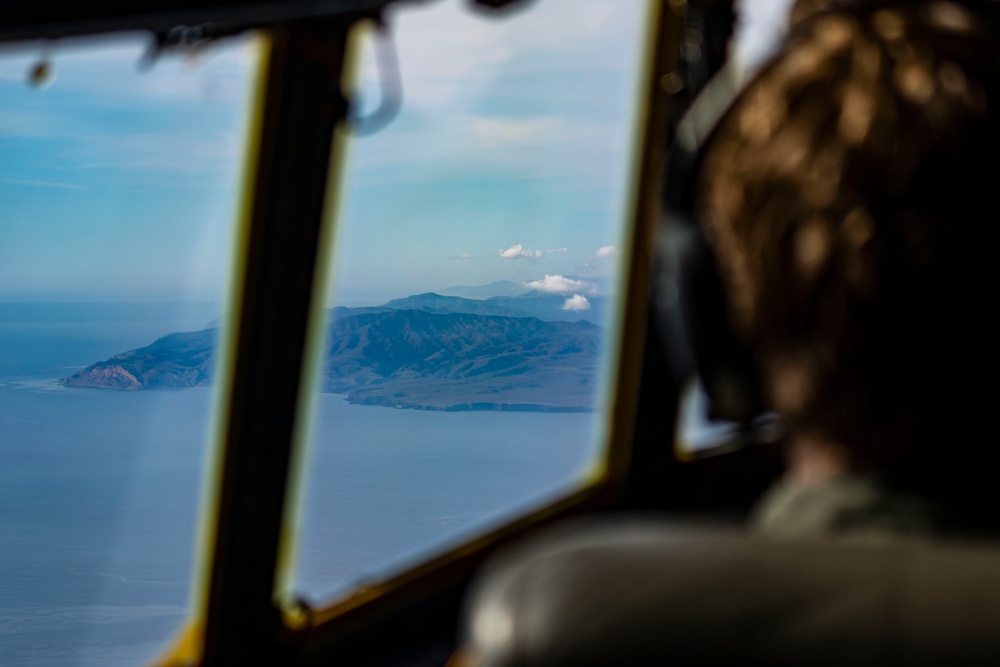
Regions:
[[59, 292, 605, 412]]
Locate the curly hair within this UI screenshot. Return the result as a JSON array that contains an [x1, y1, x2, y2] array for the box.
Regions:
[[700, 1, 1000, 468]]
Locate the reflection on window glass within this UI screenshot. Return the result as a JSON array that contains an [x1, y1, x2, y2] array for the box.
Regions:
[[0, 36, 258, 665], [290, 0, 652, 605], [675, 380, 741, 454], [675, 380, 784, 458]]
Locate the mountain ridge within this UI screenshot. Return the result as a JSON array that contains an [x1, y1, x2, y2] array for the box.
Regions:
[[59, 293, 604, 412]]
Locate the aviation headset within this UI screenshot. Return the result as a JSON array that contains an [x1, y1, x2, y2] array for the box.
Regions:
[[654, 56, 764, 428], [652, 0, 1000, 430]]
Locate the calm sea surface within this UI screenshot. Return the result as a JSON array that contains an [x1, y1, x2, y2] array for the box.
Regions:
[[0, 303, 599, 666]]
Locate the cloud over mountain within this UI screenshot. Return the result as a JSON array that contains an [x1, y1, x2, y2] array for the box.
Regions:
[[525, 274, 598, 296], [470, 117, 565, 147], [561, 294, 591, 311]]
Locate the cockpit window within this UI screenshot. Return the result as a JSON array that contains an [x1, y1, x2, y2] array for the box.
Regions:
[[283, 0, 654, 607], [0, 35, 260, 665]]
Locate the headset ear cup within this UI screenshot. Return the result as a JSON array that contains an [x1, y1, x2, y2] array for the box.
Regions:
[[654, 210, 763, 425]]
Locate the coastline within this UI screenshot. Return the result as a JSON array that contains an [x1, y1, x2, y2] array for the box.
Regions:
[[55, 381, 595, 413], [343, 394, 595, 413]]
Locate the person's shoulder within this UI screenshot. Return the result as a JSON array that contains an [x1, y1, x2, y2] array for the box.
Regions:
[[751, 474, 935, 544]]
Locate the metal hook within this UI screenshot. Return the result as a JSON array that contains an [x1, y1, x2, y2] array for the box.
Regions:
[[348, 25, 403, 137]]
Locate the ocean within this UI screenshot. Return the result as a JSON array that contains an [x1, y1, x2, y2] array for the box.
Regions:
[[0, 303, 600, 666]]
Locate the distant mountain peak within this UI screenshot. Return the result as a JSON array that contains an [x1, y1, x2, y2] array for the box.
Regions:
[[383, 292, 456, 307], [438, 280, 529, 300]]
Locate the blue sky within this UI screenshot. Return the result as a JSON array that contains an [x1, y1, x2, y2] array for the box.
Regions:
[[0, 0, 790, 306], [0, 34, 257, 301], [0, 0, 650, 307], [320, 0, 652, 305]]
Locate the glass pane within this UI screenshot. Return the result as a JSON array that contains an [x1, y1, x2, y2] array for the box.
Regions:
[[288, 0, 652, 605], [0, 36, 259, 665]]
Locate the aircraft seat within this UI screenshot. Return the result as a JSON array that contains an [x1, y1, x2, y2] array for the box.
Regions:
[[458, 517, 1000, 666]]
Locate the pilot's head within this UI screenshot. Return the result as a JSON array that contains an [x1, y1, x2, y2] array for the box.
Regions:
[[700, 1, 999, 477]]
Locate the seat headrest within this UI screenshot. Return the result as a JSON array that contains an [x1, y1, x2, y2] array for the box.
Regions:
[[460, 518, 1000, 666]]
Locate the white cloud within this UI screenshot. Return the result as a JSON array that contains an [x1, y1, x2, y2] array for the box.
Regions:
[[451, 252, 473, 260], [499, 244, 543, 260], [525, 274, 598, 295], [581, 2, 618, 36], [470, 117, 566, 147], [368, 3, 517, 114], [549, 247, 569, 254], [561, 294, 591, 311], [371, 0, 644, 114], [596, 245, 616, 258], [341, 0, 649, 184], [0, 178, 88, 190]]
